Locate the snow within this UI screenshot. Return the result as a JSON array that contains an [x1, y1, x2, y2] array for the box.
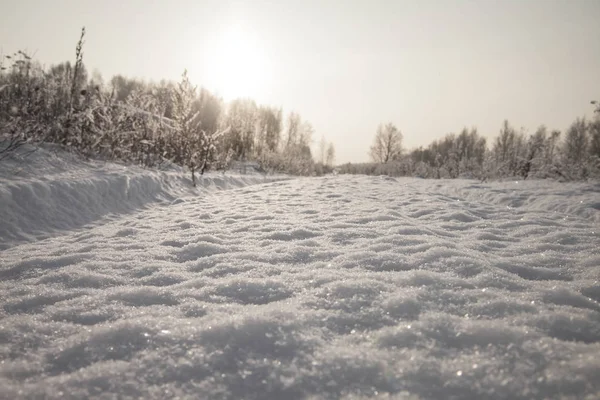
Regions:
[[1, 149, 600, 399], [0, 144, 283, 249]]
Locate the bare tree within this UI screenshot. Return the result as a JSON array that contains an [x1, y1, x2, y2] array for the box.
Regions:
[[369, 123, 403, 163], [298, 121, 314, 149], [318, 135, 327, 164], [326, 142, 335, 167], [285, 111, 301, 150]]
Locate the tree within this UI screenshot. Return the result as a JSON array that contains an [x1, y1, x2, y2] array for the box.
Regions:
[[256, 106, 282, 154], [521, 125, 547, 178], [452, 127, 486, 176], [369, 123, 403, 163], [493, 120, 516, 164], [222, 98, 257, 161], [544, 129, 561, 167], [285, 111, 301, 150], [563, 118, 588, 162], [68, 27, 87, 113], [318, 135, 327, 164], [562, 117, 589, 178], [298, 121, 314, 148], [428, 134, 458, 178], [110, 75, 146, 103], [589, 118, 600, 160], [171, 70, 219, 185], [492, 120, 526, 176], [589, 101, 600, 169], [194, 88, 222, 136], [326, 142, 336, 167]]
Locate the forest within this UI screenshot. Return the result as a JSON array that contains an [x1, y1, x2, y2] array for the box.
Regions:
[[342, 113, 600, 181], [1, 28, 598, 182]]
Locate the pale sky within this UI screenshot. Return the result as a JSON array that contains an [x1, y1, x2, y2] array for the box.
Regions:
[[1, 0, 599, 163]]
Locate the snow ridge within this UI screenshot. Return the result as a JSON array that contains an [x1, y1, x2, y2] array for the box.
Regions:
[[0, 145, 284, 249]]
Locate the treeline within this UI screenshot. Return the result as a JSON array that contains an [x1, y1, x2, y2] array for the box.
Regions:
[[340, 109, 600, 181], [0, 28, 336, 183]]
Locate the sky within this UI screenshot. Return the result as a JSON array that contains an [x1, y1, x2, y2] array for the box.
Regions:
[[1, 0, 599, 163]]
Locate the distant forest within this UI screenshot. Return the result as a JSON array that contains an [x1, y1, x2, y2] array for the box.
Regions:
[[344, 112, 599, 181], [1, 28, 598, 182]]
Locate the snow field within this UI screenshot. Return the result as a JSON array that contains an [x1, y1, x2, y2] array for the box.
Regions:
[[1, 169, 599, 399]]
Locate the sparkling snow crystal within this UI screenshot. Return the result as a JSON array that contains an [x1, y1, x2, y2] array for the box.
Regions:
[[1, 152, 599, 399]]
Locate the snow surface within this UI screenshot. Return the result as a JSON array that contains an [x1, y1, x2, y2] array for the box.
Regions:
[[0, 144, 283, 249], [1, 149, 600, 399]]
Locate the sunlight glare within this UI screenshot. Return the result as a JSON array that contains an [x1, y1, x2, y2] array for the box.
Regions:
[[202, 24, 271, 101]]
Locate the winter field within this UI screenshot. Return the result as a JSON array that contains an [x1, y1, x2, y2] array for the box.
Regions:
[[1, 146, 599, 399]]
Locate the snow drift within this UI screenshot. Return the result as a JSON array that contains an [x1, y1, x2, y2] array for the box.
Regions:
[[0, 144, 283, 249]]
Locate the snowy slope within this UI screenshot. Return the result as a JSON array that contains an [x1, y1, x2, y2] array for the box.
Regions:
[[0, 144, 283, 249], [1, 154, 600, 399]]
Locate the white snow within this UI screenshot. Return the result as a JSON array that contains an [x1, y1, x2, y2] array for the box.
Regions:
[[0, 144, 283, 249], [1, 148, 599, 399]]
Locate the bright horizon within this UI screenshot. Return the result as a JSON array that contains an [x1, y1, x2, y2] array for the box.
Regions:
[[1, 0, 599, 164]]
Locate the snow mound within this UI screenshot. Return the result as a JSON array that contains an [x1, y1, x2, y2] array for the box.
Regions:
[[438, 179, 600, 224], [0, 144, 285, 249]]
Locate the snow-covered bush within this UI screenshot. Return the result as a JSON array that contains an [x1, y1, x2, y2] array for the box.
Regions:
[[0, 29, 327, 179]]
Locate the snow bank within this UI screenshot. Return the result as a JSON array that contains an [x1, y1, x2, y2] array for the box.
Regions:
[[0, 144, 285, 249], [434, 178, 600, 224], [1, 166, 599, 398]]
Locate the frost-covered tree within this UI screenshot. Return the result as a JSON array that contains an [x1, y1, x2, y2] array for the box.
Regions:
[[171, 70, 219, 185], [318, 135, 327, 164], [589, 102, 600, 168], [589, 119, 600, 160], [255, 106, 282, 154], [63, 27, 87, 120], [285, 112, 301, 150], [491, 120, 526, 177], [452, 127, 486, 177], [274, 113, 315, 174], [520, 125, 547, 179], [194, 88, 222, 138], [221, 98, 257, 161], [588, 119, 600, 176], [369, 123, 403, 163], [544, 129, 561, 168], [326, 142, 336, 167], [110, 75, 146, 103], [562, 117, 589, 179]]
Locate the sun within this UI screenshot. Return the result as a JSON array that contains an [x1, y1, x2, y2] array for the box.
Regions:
[[202, 24, 271, 102]]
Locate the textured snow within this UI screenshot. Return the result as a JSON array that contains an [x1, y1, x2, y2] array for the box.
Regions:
[[1, 152, 600, 399], [0, 144, 282, 249]]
